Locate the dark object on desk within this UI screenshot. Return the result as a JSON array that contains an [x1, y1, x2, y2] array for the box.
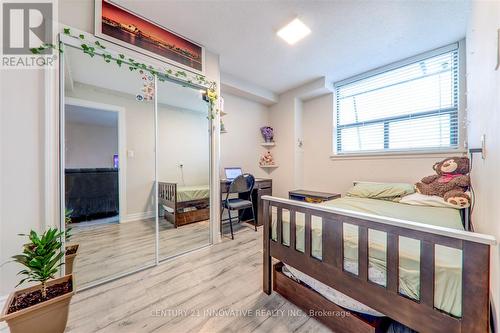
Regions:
[[221, 178, 272, 227], [289, 189, 340, 203], [65, 168, 119, 222], [221, 174, 256, 239]]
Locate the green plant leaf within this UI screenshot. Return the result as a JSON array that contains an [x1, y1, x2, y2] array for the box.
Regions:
[[63, 28, 70, 35], [12, 227, 64, 292]]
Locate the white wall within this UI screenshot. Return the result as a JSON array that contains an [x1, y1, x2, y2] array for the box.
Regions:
[[67, 83, 156, 219], [268, 78, 333, 197], [466, 1, 500, 328], [0, 1, 220, 298], [302, 93, 461, 194], [220, 93, 271, 179], [158, 104, 209, 186], [65, 122, 118, 169], [0, 69, 45, 298]]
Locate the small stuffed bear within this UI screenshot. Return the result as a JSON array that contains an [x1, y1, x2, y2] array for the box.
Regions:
[[415, 157, 471, 208]]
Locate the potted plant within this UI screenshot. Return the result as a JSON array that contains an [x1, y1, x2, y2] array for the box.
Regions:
[[0, 228, 74, 333], [64, 208, 79, 274]]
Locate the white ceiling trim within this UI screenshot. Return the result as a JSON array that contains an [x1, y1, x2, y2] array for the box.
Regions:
[[220, 72, 278, 106]]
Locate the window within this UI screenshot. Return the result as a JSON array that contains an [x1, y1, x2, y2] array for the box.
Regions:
[[334, 43, 460, 155]]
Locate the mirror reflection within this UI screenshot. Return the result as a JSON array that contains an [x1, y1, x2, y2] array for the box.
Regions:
[[64, 45, 156, 288], [62, 43, 211, 289], [157, 79, 210, 260]]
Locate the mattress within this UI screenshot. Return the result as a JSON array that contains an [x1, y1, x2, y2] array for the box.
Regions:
[[176, 185, 209, 202], [272, 197, 464, 317]]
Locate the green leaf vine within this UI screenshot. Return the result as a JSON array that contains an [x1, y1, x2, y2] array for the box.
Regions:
[[31, 28, 219, 119]]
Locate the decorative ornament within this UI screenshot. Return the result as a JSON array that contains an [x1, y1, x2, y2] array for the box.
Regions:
[[260, 126, 274, 142], [31, 28, 219, 118], [259, 151, 275, 166], [136, 69, 155, 101]]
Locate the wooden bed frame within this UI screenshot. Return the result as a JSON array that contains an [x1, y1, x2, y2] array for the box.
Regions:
[[158, 182, 209, 228], [262, 195, 496, 333]]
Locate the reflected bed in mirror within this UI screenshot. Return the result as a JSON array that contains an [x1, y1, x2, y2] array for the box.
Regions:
[[156, 79, 210, 260]]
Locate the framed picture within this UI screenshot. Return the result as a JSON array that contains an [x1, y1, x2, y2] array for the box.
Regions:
[[95, 0, 205, 74]]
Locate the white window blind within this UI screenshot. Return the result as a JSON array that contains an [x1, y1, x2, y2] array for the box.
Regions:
[[334, 44, 460, 155]]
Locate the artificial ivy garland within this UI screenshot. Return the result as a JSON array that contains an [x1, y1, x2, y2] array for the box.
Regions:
[[31, 28, 219, 119]]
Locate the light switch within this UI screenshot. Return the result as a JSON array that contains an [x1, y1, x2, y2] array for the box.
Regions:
[[127, 150, 135, 158]]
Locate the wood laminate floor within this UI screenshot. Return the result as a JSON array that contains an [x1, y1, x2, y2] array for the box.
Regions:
[[71, 218, 210, 287], [66, 227, 330, 333]]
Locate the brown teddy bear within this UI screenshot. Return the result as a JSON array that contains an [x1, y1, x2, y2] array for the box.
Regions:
[[415, 157, 471, 208]]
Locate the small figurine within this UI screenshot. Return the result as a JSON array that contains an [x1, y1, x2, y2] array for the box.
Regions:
[[259, 151, 275, 166]]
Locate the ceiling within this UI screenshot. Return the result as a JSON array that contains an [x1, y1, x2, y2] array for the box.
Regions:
[[114, 0, 470, 94], [66, 104, 118, 127], [65, 46, 208, 112]]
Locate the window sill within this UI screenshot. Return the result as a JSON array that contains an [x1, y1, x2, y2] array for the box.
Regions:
[[329, 149, 467, 161]]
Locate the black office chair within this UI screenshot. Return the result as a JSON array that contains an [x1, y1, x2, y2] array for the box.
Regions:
[[221, 173, 256, 239]]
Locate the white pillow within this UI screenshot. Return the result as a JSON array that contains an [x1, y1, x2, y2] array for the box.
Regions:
[[400, 192, 470, 209]]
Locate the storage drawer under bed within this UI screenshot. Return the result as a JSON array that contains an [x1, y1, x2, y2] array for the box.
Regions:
[[273, 262, 388, 333]]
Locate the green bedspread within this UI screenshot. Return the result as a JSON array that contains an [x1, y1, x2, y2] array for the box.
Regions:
[[271, 197, 463, 317], [177, 185, 209, 202]]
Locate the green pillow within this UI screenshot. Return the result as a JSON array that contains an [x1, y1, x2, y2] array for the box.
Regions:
[[346, 182, 415, 199]]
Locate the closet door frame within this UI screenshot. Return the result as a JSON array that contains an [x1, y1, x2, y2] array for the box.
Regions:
[[56, 30, 219, 291]]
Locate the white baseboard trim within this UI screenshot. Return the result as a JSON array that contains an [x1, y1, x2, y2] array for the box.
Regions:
[[121, 211, 155, 223]]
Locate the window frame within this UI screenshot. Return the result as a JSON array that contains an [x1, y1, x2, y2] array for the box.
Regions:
[[331, 41, 466, 158]]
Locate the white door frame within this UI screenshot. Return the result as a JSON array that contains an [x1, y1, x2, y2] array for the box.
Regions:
[[63, 97, 127, 223]]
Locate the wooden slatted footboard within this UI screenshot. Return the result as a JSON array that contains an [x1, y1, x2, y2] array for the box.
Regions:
[[262, 196, 496, 333], [158, 182, 177, 226]]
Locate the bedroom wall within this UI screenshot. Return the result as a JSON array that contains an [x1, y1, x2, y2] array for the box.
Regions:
[[301, 93, 460, 195], [0, 69, 45, 303], [157, 104, 209, 186], [66, 83, 210, 219], [0, 1, 221, 299], [66, 122, 118, 169], [220, 93, 271, 179], [465, 1, 500, 328], [269, 77, 332, 197], [67, 83, 156, 220]]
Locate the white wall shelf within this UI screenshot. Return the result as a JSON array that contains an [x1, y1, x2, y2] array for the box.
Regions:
[[259, 164, 279, 168], [261, 142, 276, 147]]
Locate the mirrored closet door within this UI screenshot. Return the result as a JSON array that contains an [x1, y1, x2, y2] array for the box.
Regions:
[[61, 40, 212, 290], [63, 44, 156, 288], [157, 80, 211, 260]]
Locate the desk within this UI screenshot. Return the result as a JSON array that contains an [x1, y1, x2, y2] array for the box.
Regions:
[[221, 178, 272, 227]]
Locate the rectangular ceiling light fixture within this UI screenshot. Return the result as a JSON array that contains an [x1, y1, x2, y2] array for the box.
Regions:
[[277, 18, 311, 45]]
